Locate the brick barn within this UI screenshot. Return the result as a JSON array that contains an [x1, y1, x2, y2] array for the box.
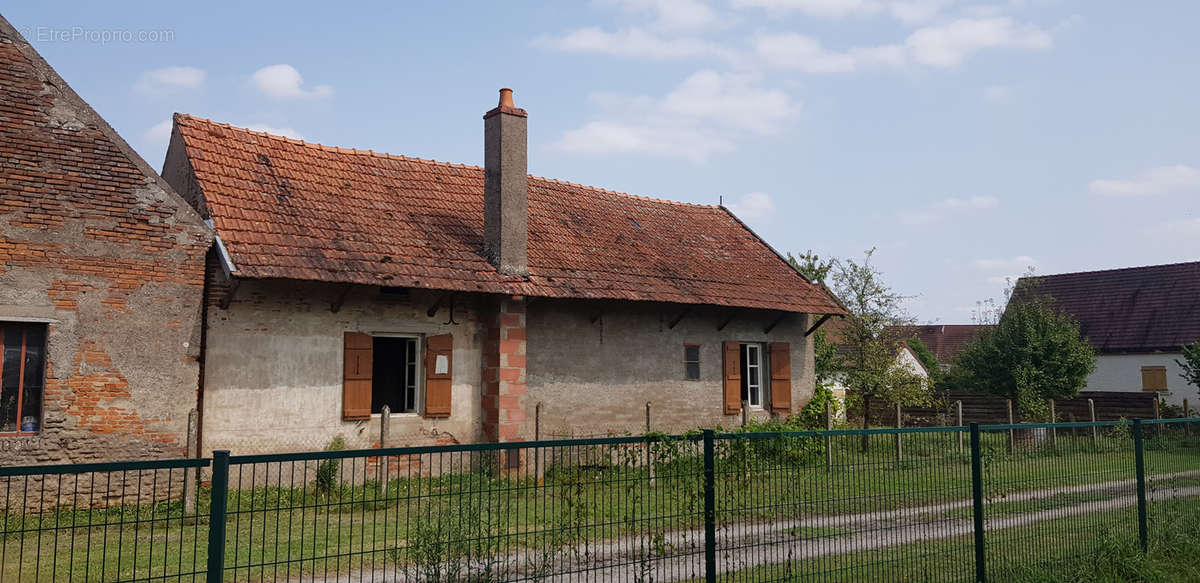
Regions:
[[0, 17, 211, 464], [163, 89, 845, 454]]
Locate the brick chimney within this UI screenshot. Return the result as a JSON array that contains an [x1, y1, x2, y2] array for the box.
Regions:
[[483, 88, 528, 275]]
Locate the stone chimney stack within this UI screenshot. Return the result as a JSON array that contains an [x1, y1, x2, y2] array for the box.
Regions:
[[483, 88, 528, 275]]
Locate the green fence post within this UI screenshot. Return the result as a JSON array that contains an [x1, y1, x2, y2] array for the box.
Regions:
[[970, 423, 986, 583], [207, 450, 230, 583], [703, 429, 716, 583], [1133, 419, 1148, 552]]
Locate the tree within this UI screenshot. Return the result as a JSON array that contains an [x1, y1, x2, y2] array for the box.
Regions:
[[788, 250, 839, 383], [906, 337, 943, 388], [787, 250, 834, 284], [949, 291, 1096, 419], [829, 249, 931, 449], [1177, 342, 1200, 392]]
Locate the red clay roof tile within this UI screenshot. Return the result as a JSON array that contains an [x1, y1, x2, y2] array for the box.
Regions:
[[173, 114, 845, 314]]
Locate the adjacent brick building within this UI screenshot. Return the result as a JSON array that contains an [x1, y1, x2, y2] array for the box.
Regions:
[[164, 89, 846, 455], [0, 17, 211, 464]]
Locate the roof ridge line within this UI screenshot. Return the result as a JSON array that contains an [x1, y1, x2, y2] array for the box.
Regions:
[[1018, 260, 1200, 280], [174, 114, 721, 209]]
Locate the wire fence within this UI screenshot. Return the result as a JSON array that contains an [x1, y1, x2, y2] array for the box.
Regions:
[[0, 418, 1197, 582]]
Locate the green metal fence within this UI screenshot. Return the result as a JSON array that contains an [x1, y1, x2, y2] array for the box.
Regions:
[[1, 418, 1197, 582]]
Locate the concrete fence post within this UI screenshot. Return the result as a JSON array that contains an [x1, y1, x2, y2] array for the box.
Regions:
[[1185, 399, 1192, 437], [535, 402, 543, 482], [1006, 399, 1015, 453], [1088, 399, 1098, 447], [895, 403, 903, 463], [378, 405, 390, 498], [824, 399, 833, 471], [741, 400, 749, 427], [645, 401, 654, 484], [956, 400, 964, 455], [1048, 399, 1057, 449], [183, 409, 199, 514]]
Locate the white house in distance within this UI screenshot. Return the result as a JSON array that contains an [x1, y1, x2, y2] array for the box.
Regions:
[[1012, 261, 1200, 408]]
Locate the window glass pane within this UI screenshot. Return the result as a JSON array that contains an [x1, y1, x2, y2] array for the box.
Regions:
[[685, 362, 700, 381], [684, 345, 700, 362], [21, 327, 44, 432], [373, 337, 418, 414], [0, 327, 19, 432]]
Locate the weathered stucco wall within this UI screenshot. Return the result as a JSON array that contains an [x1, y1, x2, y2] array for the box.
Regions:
[[201, 280, 485, 454], [1087, 353, 1192, 407], [0, 20, 210, 465], [525, 299, 815, 437]]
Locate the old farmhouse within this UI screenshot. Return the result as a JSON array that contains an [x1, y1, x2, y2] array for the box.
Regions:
[[162, 90, 845, 454], [0, 17, 211, 465]]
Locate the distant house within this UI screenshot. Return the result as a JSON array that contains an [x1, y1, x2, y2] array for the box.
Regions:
[[898, 324, 992, 372], [162, 89, 846, 454], [0, 17, 210, 464], [1011, 262, 1200, 406]]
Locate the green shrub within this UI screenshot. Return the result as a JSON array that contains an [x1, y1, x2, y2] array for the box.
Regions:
[[315, 435, 346, 497]]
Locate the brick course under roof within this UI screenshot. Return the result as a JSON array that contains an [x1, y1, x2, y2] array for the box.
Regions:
[[1012, 261, 1200, 353], [173, 114, 844, 315]]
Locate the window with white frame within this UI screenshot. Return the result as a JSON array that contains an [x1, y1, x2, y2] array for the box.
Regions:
[[372, 335, 421, 413], [740, 343, 768, 409]]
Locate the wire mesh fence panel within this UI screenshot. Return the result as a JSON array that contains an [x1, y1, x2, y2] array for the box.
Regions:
[[710, 427, 975, 583], [979, 421, 1139, 580], [219, 436, 707, 582], [1144, 417, 1200, 544], [0, 458, 210, 583]]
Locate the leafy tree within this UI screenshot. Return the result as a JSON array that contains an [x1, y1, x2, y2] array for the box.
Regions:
[[1177, 342, 1200, 393], [787, 250, 834, 284], [906, 337, 942, 387], [949, 290, 1096, 419], [787, 249, 839, 383], [829, 249, 931, 450]]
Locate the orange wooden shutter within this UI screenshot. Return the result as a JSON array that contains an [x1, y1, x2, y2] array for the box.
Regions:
[[722, 341, 741, 415], [424, 334, 453, 418], [343, 332, 373, 421], [769, 342, 792, 414]]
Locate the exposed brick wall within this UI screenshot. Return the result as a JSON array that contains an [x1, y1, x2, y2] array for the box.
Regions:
[[0, 21, 210, 465], [483, 296, 527, 443]]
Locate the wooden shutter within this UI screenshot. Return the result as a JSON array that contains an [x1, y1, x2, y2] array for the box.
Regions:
[[769, 342, 792, 414], [343, 332, 373, 421], [424, 334, 453, 418], [1141, 366, 1167, 392], [722, 341, 741, 415]]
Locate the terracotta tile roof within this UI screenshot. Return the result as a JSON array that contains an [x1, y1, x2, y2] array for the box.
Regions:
[[1012, 261, 1200, 353], [893, 325, 993, 363], [172, 114, 844, 314]]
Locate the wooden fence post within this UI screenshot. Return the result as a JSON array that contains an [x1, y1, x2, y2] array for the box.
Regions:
[[824, 399, 833, 471], [956, 400, 964, 455], [378, 405, 390, 498], [1185, 399, 1192, 436], [1089, 398, 1098, 447], [1007, 399, 1015, 453], [895, 403, 903, 463]]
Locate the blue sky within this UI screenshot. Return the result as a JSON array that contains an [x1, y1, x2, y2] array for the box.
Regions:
[[7, 1, 1198, 322]]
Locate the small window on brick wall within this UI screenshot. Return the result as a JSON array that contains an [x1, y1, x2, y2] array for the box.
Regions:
[[684, 344, 701, 381], [1, 323, 46, 434]]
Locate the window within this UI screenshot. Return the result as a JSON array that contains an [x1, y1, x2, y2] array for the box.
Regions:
[[684, 344, 701, 381], [372, 336, 421, 413], [1, 323, 46, 434], [740, 343, 768, 409], [1141, 366, 1167, 392]]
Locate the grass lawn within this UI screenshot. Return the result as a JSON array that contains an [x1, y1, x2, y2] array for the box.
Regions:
[[1, 429, 1196, 582]]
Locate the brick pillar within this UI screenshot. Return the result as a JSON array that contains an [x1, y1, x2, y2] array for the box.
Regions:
[[483, 295, 526, 443]]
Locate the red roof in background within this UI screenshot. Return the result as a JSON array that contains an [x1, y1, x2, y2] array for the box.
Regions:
[[900, 325, 992, 363], [1013, 261, 1200, 353], [173, 114, 844, 314]]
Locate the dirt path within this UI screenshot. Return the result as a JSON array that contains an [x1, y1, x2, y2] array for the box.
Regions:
[[317, 470, 1200, 582]]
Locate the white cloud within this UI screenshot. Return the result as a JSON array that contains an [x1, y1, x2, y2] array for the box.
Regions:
[[983, 84, 1015, 104], [250, 64, 332, 100], [532, 27, 733, 61], [727, 192, 776, 220], [243, 123, 305, 140], [603, 0, 719, 32], [753, 18, 1050, 73], [1088, 165, 1200, 197], [898, 195, 999, 225], [143, 119, 173, 143], [135, 66, 205, 95], [905, 17, 1051, 67], [556, 70, 798, 163], [731, 0, 952, 23]]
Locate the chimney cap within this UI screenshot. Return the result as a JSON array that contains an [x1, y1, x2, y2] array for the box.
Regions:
[[484, 87, 528, 119]]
